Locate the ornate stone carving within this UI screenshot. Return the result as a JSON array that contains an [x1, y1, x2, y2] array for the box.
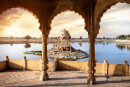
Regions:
[[57, 2, 73, 11], [97, 1, 102, 9], [125, 0, 129, 2], [58, 0, 70, 2]]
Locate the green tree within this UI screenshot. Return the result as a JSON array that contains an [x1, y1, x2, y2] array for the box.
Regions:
[[79, 36, 82, 39], [25, 35, 31, 41]]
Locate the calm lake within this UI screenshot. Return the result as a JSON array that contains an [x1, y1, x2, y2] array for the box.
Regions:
[[0, 42, 130, 64]]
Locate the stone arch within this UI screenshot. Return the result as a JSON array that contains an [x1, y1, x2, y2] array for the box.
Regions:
[[95, 0, 130, 35], [47, 3, 89, 36]]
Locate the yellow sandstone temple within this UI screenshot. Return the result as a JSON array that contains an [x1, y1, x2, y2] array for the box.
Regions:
[[53, 29, 71, 53], [48, 29, 88, 59]]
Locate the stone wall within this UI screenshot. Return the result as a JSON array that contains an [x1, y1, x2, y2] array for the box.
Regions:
[[58, 61, 88, 71], [95, 63, 104, 74], [57, 60, 129, 76], [9, 60, 23, 70], [129, 65, 130, 75], [0, 61, 6, 71], [7, 59, 55, 72], [0, 59, 129, 76], [108, 64, 125, 75]]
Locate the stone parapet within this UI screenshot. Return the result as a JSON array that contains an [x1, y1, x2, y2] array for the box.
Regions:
[[0, 61, 6, 71], [129, 65, 130, 75], [0, 56, 55, 72], [0, 58, 129, 76]]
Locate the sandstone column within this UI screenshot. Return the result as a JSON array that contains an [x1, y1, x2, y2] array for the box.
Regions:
[[87, 32, 96, 85], [40, 33, 49, 81]]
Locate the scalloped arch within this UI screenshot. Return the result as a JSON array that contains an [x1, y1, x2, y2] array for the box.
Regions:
[[96, 0, 130, 34], [47, 8, 88, 36]]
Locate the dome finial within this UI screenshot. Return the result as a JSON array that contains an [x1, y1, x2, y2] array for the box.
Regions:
[[60, 29, 71, 38]]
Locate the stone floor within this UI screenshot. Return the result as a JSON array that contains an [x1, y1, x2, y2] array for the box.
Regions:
[[0, 70, 130, 87]]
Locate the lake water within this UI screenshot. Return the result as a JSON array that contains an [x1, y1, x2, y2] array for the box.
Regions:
[[0, 42, 130, 64]]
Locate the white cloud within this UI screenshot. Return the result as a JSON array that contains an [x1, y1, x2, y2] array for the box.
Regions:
[[98, 3, 130, 38], [49, 11, 87, 38], [0, 8, 40, 37]]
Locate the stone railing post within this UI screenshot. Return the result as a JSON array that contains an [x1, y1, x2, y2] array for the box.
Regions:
[[23, 56, 27, 70], [124, 61, 129, 76], [54, 58, 58, 71], [103, 60, 108, 75], [40, 33, 49, 81], [40, 57, 42, 71], [5, 56, 9, 70], [129, 65, 130, 76]]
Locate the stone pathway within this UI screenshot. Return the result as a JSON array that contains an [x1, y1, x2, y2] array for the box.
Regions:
[[0, 70, 130, 87]]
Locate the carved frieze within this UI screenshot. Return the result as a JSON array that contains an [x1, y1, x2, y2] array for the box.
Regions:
[[57, 0, 70, 2], [57, 2, 73, 11], [97, 1, 102, 9]]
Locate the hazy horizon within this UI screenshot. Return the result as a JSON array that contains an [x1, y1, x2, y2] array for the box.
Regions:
[[0, 3, 130, 38]]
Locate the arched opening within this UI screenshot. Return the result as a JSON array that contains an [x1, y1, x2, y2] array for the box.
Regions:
[[48, 10, 89, 62], [0, 7, 41, 61], [97, 2, 130, 64]]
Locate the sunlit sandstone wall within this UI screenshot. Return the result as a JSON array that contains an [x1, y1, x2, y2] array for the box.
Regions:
[[108, 64, 125, 75], [0, 61, 6, 71], [0, 59, 129, 76], [58, 60, 129, 76], [6, 59, 55, 72], [9, 60, 23, 69], [95, 63, 104, 74], [58, 61, 88, 70], [129, 65, 130, 75]]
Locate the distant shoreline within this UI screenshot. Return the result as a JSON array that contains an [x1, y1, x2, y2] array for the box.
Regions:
[[114, 40, 130, 45], [0, 38, 129, 45]]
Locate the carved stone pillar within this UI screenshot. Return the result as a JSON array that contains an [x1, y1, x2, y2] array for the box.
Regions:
[[87, 32, 96, 85], [40, 33, 49, 81]]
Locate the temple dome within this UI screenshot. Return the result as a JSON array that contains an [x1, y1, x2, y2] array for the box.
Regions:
[[60, 29, 71, 38]]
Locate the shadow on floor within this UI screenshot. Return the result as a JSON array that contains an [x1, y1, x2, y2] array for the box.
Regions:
[[96, 79, 130, 85], [20, 79, 130, 87], [20, 83, 89, 87], [49, 76, 87, 80]]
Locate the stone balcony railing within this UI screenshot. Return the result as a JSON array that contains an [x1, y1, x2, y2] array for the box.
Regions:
[[0, 56, 129, 76]]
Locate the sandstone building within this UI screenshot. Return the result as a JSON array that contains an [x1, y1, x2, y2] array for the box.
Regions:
[[0, 0, 130, 85]]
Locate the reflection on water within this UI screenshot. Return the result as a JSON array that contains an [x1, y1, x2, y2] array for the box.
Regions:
[[116, 44, 130, 51], [127, 45, 130, 51], [10, 44, 13, 46], [0, 42, 130, 64], [24, 43, 31, 48], [79, 42, 82, 46]]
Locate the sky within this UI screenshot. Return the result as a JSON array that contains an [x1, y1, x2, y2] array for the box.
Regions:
[[0, 3, 130, 38], [0, 8, 40, 37]]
